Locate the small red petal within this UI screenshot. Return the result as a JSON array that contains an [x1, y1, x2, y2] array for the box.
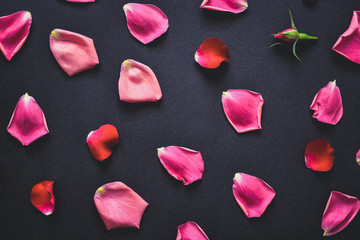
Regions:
[[195, 38, 229, 69], [305, 139, 334, 172], [30, 181, 55, 216], [200, 0, 248, 14], [176, 221, 209, 240]]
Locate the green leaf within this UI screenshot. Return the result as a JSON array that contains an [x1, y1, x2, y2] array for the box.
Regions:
[[269, 42, 283, 48], [292, 39, 301, 62], [289, 9, 297, 31]]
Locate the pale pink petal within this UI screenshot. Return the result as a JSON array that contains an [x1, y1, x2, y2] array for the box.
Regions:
[[157, 146, 204, 185], [94, 182, 148, 230], [200, 0, 248, 14], [7, 93, 49, 146], [322, 191, 360, 236], [123, 3, 169, 44], [310, 80, 343, 125], [30, 181, 55, 216], [222, 89, 263, 133], [356, 149, 360, 166], [0, 11, 32, 60], [118, 59, 162, 103], [305, 138, 334, 172], [176, 221, 209, 240], [195, 38, 229, 69], [49, 29, 99, 76], [232, 173, 275, 218]]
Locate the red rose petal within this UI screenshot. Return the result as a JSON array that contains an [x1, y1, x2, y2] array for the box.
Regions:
[[200, 0, 248, 14], [305, 139, 334, 172], [176, 221, 209, 240], [195, 38, 229, 69], [30, 181, 55, 216]]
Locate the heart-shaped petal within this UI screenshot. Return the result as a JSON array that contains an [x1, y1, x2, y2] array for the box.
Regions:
[[86, 124, 119, 161], [200, 0, 248, 14], [49, 29, 99, 76], [157, 146, 204, 185], [195, 38, 229, 69], [176, 221, 209, 240], [222, 89, 263, 133], [0, 11, 32, 60], [123, 3, 169, 44], [356, 149, 360, 166], [30, 181, 55, 216], [118, 59, 162, 103], [305, 139, 334, 172], [322, 191, 360, 236], [7, 93, 49, 146], [94, 182, 149, 230]]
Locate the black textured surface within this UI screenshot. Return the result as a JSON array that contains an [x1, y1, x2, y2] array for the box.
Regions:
[[0, 0, 360, 239]]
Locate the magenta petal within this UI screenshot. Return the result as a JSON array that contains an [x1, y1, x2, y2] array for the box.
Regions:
[[310, 80, 343, 125], [0, 11, 32, 60], [94, 182, 149, 230], [157, 146, 204, 185], [200, 0, 248, 14], [118, 59, 162, 103], [232, 173, 275, 218], [356, 149, 360, 166], [322, 191, 360, 236], [7, 93, 49, 146], [123, 3, 169, 44], [176, 221, 209, 240], [222, 89, 264, 133]]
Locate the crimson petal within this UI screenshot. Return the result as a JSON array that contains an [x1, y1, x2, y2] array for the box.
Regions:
[[30, 181, 55, 216], [195, 38, 229, 69], [305, 139, 334, 172]]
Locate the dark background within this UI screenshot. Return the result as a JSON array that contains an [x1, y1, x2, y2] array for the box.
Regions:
[[0, 0, 359, 239]]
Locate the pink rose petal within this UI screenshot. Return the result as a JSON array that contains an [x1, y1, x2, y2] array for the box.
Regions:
[[233, 173, 275, 218], [195, 38, 229, 69], [123, 3, 169, 44], [30, 181, 55, 216], [7, 93, 49, 146], [322, 191, 360, 236], [49, 29, 99, 76], [176, 221, 209, 240], [157, 146, 204, 185], [356, 149, 360, 166], [94, 181, 148, 230], [0, 11, 32, 60], [118, 59, 162, 103], [200, 0, 248, 14], [310, 80, 343, 125], [222, 89, 264, 133]]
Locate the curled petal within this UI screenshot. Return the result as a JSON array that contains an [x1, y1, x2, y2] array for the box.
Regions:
[[195, 38, 229, 69], [322, 191, 360, 236], [94, 182, 149, 230], [200, 0, 248, 14], [49, 29, 99, 76], [118, 59, 162, 103], [7, 93, 49, 146], [0, 11, 32, 61], [176, 221, 209, 240], [356, 149, 360, 165], [222, 89, 263, 133], [232, 173, 275, 218], [305, 139, 334, 172], [86, 124, 119, 161], [157, 146, 204, 185], [123, 3, 169, 44], [310, 80, 343, 125], [30, 181, 55, 216]]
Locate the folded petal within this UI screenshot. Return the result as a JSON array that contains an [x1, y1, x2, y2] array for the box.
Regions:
[[7, 93, 49, 146], [123, 3, 169, 44], [356, 149, 360, 166], [305, 138, 334, 172], [310, 80, 343, 125], [94, 181, 149, 230], [176, 221, 209, 240], [86, 124, 119, 161], [322, 191, 360, 236], [157, 146, 204, 185], [232, 173, 275, 218], [118, 59, 162, 103], [195, 38, 229, 69], [0, 11, 32, 60], [200, 0, 248, 14], [30, 181, 55, 216], [49, 29, 99, 76], [222, 89, 263, 133]]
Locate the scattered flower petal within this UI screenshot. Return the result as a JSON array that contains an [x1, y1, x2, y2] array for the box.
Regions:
[[305, 139, 334, 172], [30, 181, 55, 216], [7, 93, 49, 146], [86, 124, 119, 161], [200, 0, 248, 14], [118, 59, 162, 103], [195, 38, 229, 69], [176, 221, 209, 240], [356, 149, 360, 165], [322, 191, 360, 236], [123, 3, 169, 44], [310, 80, 343, 125], [49, 29, 99, 76], [157, 146, 204, 185], [222, 89, 263, 133], [0, 11, 32, 60], [232, 173, 275, 218], [94, 181, 148, 230]]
